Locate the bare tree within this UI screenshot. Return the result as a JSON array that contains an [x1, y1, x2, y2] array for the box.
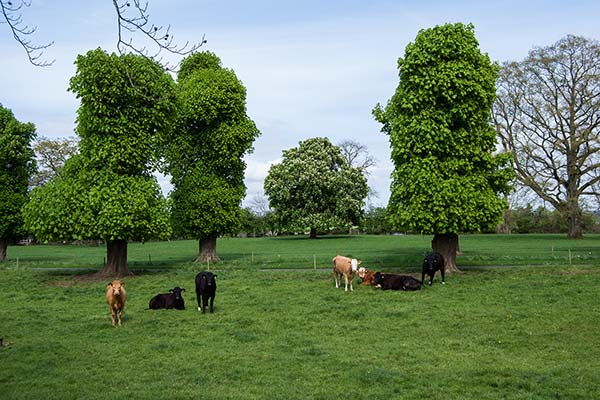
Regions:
[[1, 0, 206, 69], [337, 139, 376, 174], [30, 136, 79, 187], [248, 194, 271, 217], [493, 35, 600, 239]]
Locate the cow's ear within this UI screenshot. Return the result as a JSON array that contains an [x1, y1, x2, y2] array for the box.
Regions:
[[214, 274, 218, 278], [107, 282, 112, 287], [181, 288, 186, 292], [121, 281, 126, 286], [169, 288, 174, 292]]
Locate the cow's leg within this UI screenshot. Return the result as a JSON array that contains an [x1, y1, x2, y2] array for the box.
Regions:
[[335, 273, 340, 288], [117, 308, 123, 326], [344, 274, 349, 292], [202, 294, 208, 313], [110, 308, 116, 326], [196, 292, 202, 312], [440, 268, 445, 284], [209, 294, 214, 313], [429, 273, 434, 286], [421, 271, 426, 286]]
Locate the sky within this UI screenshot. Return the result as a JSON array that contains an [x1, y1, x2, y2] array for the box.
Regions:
[[2, 0, 599, 209]]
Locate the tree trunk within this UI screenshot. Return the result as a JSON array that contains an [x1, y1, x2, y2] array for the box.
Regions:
[[432, 233, 460, 273], [196, 235, 221, 263], [309, 227, 317, 239], [566, 200, 583, 239], [0, 240, 7, 261], [100, 239, 132, 277]]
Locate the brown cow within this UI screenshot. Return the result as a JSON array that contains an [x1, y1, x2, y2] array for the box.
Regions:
[[332, 255, 360, 292], [357, 267, 376, 286], [106, 280, 126, 326]]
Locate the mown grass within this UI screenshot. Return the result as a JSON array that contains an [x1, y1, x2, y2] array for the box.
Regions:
[[1, 235, 599, 399], [4, 233, 600, 272], [1, 265, 599, 399]]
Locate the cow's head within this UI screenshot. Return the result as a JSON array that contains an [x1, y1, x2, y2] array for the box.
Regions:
[[351, 259, 362, 272], [201, 272, 217, 286], [170, 287, 185, 299], [423, 253, 443, 272], [358, 267, 368, 278], [107, 280, 125, 296], [373, 272, 384, 286]]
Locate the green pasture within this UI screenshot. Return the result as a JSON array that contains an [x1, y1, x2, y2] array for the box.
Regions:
[[4, 233, 600, 272], [1, 234, 600, 399]]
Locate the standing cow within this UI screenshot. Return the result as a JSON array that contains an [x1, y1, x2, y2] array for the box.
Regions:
[[195, 271, 217, 313], [421, 252, 446, 286], [332, 255, 360, 292], [106, 280, 126, 326]]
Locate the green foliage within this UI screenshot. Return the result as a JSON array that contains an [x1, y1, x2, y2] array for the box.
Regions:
[[177, 50, 222, 82], [507, 206, 600, 234], [68, 48, 176, 175], [0, 104, 36, 241], [23, 49, 174, 243], [264, 137, 369, 234], [374, 23, 513, 234], [361, 206, 394, 234], [166, 51, 260, 241]]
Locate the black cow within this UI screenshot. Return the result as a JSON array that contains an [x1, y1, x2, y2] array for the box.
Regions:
[[149, 287, 186, 310], [421, 252, 445, 286], [373, 272, 422, 291], [195, 271, 217, 313]]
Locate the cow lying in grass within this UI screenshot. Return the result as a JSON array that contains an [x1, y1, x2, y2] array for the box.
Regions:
[[332, 255, 360, 292], [422, 252, 446, 286], [149, 287, 186, 310], [357, 267, 376, 286], [106, 280, 126, 326], [373, 272, 422, 291]]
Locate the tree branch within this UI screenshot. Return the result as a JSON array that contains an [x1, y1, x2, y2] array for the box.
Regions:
[[0, 0, 54, 66], [112, 0, 207, 71]]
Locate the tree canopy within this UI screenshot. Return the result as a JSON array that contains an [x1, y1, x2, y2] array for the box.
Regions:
[[264, 137, 369, 238], [493, 35, 600, 239], [373, 23, 513, 270], [23, 48, 175, 276], [0, 103, 37, 260], [166, 51, 260, 262]]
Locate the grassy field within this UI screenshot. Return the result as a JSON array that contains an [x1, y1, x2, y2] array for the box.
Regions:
[[1, 234, 600, 399], [4, 233, 600, 272]]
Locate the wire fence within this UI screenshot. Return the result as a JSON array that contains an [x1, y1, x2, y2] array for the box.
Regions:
[[4, 238, 599, 272]]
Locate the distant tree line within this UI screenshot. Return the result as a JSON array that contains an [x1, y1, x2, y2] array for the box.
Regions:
[[235, 205, 600, 237]]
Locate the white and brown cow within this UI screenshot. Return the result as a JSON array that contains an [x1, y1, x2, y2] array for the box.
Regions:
[[332, 255, 361, 292]]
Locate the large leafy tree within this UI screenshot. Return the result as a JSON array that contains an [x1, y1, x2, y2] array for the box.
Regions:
[[24, 48, 174, 276], [0, 104, 36, 260], [373, 23, 513, 271], [493, 35, 600, 239], [264, 137, 369, 238], [166, 51, 260, 262]]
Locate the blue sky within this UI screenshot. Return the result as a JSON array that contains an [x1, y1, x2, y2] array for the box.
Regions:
[[2, 0, 599, 208]]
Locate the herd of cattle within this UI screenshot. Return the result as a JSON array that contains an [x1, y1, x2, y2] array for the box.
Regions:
[[105, 253, 446, 326], [332, 252, 446, 292], [105, 271, 217, 326]]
